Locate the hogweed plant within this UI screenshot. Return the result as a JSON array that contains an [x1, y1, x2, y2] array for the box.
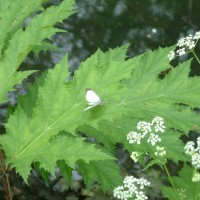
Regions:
[[0, 1, 200, 199], [115, 116, 200, 200], [127, 116, 166, 146], [113, 176, 150, 200], [184, 137, 200, 182], [168, 31, 200, 63], [114, 117, 173, 200], [184, 137, 200, 169]]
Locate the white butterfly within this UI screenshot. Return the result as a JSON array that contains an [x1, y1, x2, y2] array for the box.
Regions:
[[84, 88, 102, 111]]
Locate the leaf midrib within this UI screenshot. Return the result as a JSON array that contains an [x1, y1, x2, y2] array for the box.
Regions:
[[16, 103, 81, 159]]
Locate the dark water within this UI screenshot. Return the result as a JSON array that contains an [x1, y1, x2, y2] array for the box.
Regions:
[[25, 0, 200, 75], [67, 0, 200, 75]]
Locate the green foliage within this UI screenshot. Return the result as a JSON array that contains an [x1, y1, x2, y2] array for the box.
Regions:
[[123, 51, 199, 133], [1, 56, 115, 182], [0, 0, 75, 103], [57, 160, 73, 187], [78, 160, 123, 192], [0, 0, 44, 54], [161, 165, 200, 200], [32, 41, 62, 55], [0, 1, 200, 194], [1, 42, 200, 193]]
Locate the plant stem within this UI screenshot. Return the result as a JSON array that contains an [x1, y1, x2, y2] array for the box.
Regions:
[[0, 148, 12, 200], [192, 50, 200, 64], [163, 164, 179, 200]]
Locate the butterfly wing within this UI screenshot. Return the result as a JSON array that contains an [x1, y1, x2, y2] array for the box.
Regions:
[[86, 90, 101, 104], [84, 103, 99, 111], [84, 89, 102, 111]]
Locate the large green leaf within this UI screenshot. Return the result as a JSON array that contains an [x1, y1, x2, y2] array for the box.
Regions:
[[1, 45, 200, 190], [0, 0, 44, 55], [122, 53, 200, 133], [161, 164, 200, 200], [77, 160, 122, 192], [0, 0, 75, 103], [0, 46, 136, 187], [57, 160, 73, 187]]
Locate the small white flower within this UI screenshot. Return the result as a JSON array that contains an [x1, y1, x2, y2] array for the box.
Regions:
[[197, 137, 200, 149], [124, 176, 137, 189], [151, 116, 165, 125], [168, 50, 175, 61], [191, 153, 200, 169], [168, 31, 200, 60], [192, 171, 200, 182], [127, 116, 165, 147], [113, 176, 150, 200], [154, 123, 165, 133], [177, 48, 186, 56], [113, 185, 132, 200], [147, 133, 161, 146], [187, 40, 196, 49], [185, 137, 200, 169], [136, 178, 151, 189], [137, 121, 152, 134], [193, 31, 200, 40], [177, 37, 186, 47], [184, 141, 195, 155], [131, 151, 142, 162], [127, 131, 144, 144], [135, 191, 148, 200], [151, 116, 166, 133], [185, 34, 193, 41], [154, 146, 166, 157], [183, 35, 196, 49]]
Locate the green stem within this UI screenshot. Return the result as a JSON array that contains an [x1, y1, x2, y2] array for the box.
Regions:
[[163, 164, 179, 200], [191, 50, 200, 64]]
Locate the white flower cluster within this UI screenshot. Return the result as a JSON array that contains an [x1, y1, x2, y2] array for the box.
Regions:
[[113, 176, 150, 200], [127, 116, 165, 146], [184, 137, 200, 169], [151, 116, 166, 133], [127, 131, 144, 144], [131, 151, 142, 162], [147, 133, 161, 145], [154, 146, 166, 157], [168, 31, 200, 61], [192, 171, 200, 182]]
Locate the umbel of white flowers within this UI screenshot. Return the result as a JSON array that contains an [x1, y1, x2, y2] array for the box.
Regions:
[[113, 176, 150, 200], [168, 31, 200, 61], [184, 137, 200, 169], [127, 116, 166, 146], [154, 146, 166, 157]]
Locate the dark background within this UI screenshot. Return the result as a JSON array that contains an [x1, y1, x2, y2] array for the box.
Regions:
[[23, 0, 200, 75], [1, 0, 200, 199]]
